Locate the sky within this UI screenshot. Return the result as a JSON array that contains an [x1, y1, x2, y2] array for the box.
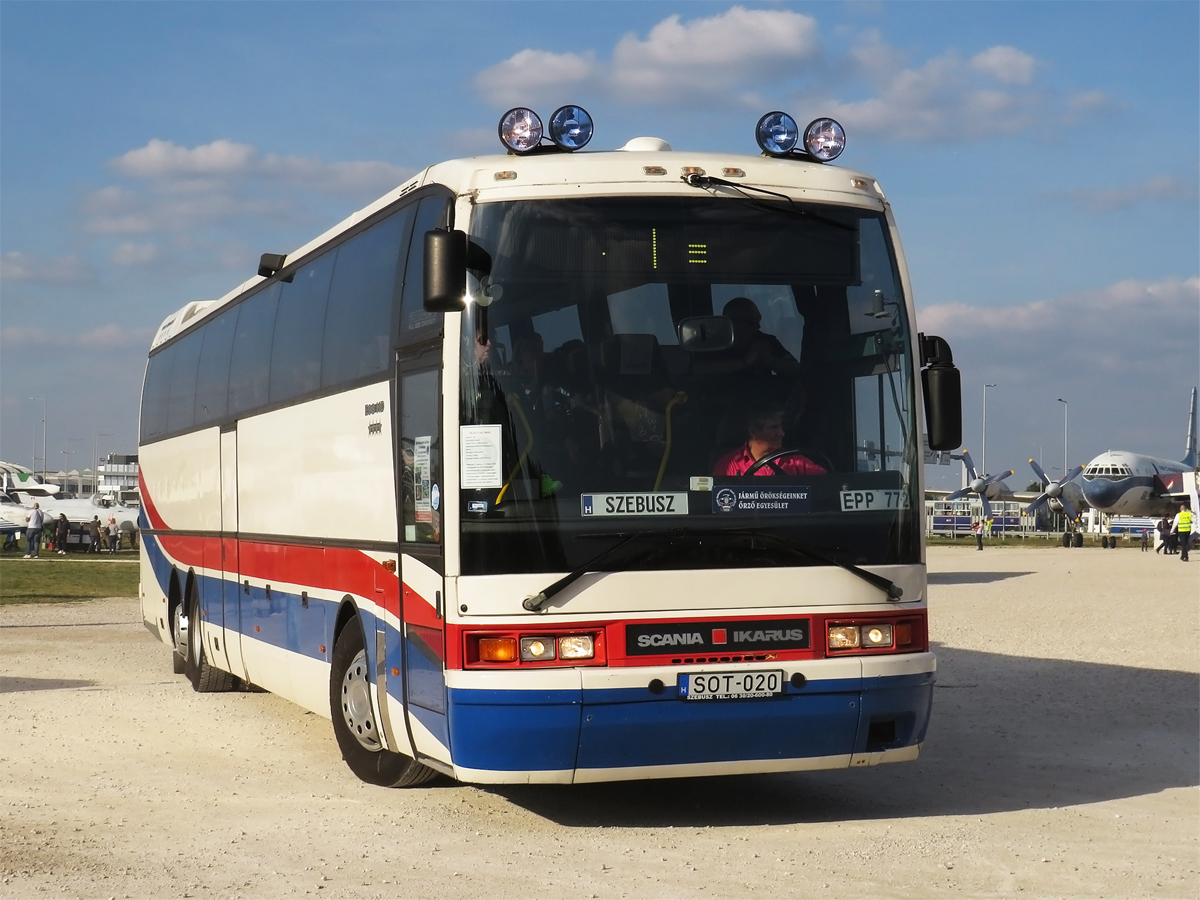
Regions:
[[2, 1, 1197, 491]]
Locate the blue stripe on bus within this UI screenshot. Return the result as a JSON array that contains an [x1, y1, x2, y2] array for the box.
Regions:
[[445, 673, 932, 773]]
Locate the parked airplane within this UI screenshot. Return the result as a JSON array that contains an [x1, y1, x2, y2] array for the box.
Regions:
[[942, 449, 1014, 519], [1026, 387, 1198, 520], [0, 464, 139, 535]]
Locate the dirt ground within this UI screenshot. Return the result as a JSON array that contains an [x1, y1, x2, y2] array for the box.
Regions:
[[1, 546, 1196, 900]]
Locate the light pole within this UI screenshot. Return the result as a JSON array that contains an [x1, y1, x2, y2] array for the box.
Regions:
[[982, 383, 997, 476], [93, 426, 113, 497], [1056, 398, 1068, 474], [29, 397, 46, 479], [60, 449, 75, 490]]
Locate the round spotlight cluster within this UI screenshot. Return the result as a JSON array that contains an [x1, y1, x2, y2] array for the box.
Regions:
[[498, 105, 593, 154], [754, 111, 845, 162]]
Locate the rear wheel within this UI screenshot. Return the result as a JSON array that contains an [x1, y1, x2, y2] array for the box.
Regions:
[[185, 580, 235, 692], [329, 619, 437, 787], [171, 602, 186, 674]]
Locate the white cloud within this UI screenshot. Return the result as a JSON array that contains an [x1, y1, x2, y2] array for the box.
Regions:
[[969, 46, 1037, 85], [1050, 175, 1199, 213], [110, 242, 160, 266], [474, 50, 596, 107], [111, 138, 257, 178], [0, 251, 93, 285], [920, 277, 1200, 377], [471, 9, 1108, 142], [609, 7, 820, 102], [475, 6, 820, 109], [0, 323, 154, 350]]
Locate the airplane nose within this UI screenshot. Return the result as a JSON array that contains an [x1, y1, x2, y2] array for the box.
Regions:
[[1082, 478, 1121, 510]]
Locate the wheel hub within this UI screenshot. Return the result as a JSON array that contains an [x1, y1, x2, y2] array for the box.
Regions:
[[340, 649, 381, 751]]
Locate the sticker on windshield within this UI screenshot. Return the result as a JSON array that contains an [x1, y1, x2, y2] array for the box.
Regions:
[[713, 486, 811, 514], [839, 489, 908, 511], [581, 493, 689, 517]]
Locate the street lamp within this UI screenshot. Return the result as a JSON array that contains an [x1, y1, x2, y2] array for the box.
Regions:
[[982, 383, 997, 476], [29, 397, 46, 479], [1056, 398, 1068, 475]]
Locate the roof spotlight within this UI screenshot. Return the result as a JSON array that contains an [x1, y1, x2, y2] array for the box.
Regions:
[[755, 111, 800, 157], [803, 118, 846, 163], [548, 105, 593, 151], [498, 108, 543, 154]]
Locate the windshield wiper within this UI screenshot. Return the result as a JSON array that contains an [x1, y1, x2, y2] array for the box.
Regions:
[[523, 530, 686, 612], [680, 173, 855, 232], [523, 527, 902, 611], [723, 528, 904, 601]]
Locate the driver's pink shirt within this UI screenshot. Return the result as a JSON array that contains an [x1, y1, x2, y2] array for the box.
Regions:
[[713, 443, 827, 477]]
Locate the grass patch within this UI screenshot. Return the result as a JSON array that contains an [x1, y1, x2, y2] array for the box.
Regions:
[[0, 555, 139, 604]]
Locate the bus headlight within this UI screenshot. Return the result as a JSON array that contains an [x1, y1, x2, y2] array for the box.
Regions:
[[755, 111, 799, 156], [803, 118, 846, 162], [558, 635, 595, 660], [498, 108, 543, 153], [827, 625, 861, 650], [548, 105, 593, 151], [520, 636, 556, 661], [862, 624, 894, 648]]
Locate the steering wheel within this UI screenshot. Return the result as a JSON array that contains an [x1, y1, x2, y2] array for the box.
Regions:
[[744, 448, 834, 477]]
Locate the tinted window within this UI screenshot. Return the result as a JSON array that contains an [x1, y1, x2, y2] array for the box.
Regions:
[[194, 305, 238, 424], [228, 283, 281, 416], [401, 368, 441, 544], [398, 195, 450, 344], [323, 206, 413, 387], [270, 253, 335, 402], [165, 328, 204, 433], [140, 350, 172, 442]]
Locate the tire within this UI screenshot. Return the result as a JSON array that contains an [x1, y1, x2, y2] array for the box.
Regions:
[[329, 619, 437, 787], [171, 602, 187, 674], [185, 580, 235, 693], [1072, 532, 1084, 548]]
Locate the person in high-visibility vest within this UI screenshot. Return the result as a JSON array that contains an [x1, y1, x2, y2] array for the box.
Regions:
[[1172, 503, 1193, 563]]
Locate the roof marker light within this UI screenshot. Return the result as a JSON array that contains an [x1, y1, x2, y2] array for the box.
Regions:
[[548, 105, 593, 151], [803, 118, 846, 162], [498, 108, 543, 154], [755, 111, 800, 156]]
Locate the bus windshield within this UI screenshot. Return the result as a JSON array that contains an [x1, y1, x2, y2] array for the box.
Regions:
[[458, 196, 919, 575]]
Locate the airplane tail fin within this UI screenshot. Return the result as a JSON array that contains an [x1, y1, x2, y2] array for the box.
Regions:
[[1183, 387, 1198, 470]]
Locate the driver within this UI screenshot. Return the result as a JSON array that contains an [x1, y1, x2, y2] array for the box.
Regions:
[[713, 401, 826, 477]]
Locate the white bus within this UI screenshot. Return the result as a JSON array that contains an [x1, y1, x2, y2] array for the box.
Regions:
[[138, 107, 962, 786]]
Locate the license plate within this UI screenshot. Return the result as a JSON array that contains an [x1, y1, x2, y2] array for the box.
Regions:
[[680, 670, 784, 700]]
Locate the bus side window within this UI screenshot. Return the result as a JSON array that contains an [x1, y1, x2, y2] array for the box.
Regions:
[[323, 206, 414, 388], [140, 348, 173, 443], [397, 194, 451, 346], [165, 328, 204, 434], [228, 283, 281, 416], [194, 305, 238, 425], [270, 252, 335, 403], [401, 368, 441, 544]]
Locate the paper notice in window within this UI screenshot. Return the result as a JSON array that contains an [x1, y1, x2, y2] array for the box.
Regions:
[[460, 425, 503, 489], [414, 436, 432, 523]]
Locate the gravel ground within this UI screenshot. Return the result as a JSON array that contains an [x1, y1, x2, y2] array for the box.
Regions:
[[1, 546, 1196, 899]]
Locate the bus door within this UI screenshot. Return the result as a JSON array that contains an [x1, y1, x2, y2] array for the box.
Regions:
[[391, 355, 450, 764], [219, 424, 247, 681]]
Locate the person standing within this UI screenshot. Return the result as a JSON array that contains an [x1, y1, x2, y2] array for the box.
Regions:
[[1156, 516, 1170, 554], [106, 516, 120, 554], [54, 513, 70, 555], [973, 518, 984, 550], [87, 516, 103, 554], [24, 502, 45, 558], [1172, 503, 1192, 563]]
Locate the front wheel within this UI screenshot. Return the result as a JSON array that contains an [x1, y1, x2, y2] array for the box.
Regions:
[[329, 619, 437, 787]]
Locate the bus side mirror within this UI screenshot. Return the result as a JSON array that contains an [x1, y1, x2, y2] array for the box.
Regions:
[[424, 229, 467, 312], [919, 333, 962, 451]]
